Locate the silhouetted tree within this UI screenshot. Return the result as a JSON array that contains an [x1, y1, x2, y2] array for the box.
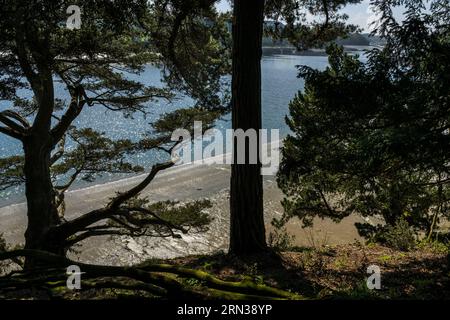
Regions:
[[277, 0, 450, 243], [0, 0, 230, 266]]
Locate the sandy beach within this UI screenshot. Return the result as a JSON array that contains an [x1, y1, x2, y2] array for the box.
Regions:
[[0, 155, 372, 267]]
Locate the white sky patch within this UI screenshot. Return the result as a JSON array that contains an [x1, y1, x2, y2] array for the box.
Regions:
[[366, 3, 381, 32], [217, 0, 406, 33]]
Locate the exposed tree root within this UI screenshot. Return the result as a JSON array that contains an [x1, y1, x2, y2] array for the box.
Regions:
[[139, 263, 301, 299], [0, 250, 304, 300]]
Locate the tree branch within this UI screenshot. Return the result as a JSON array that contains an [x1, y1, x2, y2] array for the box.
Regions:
[[109, 161, 175, 209], [0, 112, 27, 134], [51, 88, 85, 145], [50, 135, 66, 165], [65, 229, 127, 248], [53, 161, 175, 239], [0, 126, 23, 140], [0, 110, 30, 128], [126, 207, 188, 234]]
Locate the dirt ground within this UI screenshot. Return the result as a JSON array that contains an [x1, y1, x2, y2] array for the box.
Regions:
[[163, 243, 450, 300], [2, 242, 448, 300]]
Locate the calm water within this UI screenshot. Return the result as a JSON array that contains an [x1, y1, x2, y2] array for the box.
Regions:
[[0, 54, 332, 206]]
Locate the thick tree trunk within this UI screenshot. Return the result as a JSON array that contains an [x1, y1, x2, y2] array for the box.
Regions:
[[19, 55, 64, 267], [23, 134, 61, 256], [229, 0, 267, 255]]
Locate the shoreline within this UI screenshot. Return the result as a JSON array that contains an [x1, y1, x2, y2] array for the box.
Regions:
[[0, 139, 370, 265], [262, 45, 378, 56], [0, 173, 369, 267], [0, 139, 283, 210]]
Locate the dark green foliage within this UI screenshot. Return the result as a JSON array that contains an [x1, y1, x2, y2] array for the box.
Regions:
[[384, 219, 416, 251], [149, 200, 212, 233], [277, 1, 450, 241], [51, 129, 144, 185], [153, 108, 222, 136], [143, 0, 232, 110], [264, 0, 362, 49], [0, 156, 24, 191]]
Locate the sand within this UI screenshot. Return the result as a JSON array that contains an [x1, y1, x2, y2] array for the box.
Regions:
[[0, 161, 369, 266]]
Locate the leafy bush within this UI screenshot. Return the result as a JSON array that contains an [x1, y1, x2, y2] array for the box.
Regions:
[[268, 226, 294, 252], [417, 239, 450, 255], [383, 219, 416, 252]]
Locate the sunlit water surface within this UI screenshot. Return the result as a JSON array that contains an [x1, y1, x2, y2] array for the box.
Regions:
[[0, 54, 338, 206]]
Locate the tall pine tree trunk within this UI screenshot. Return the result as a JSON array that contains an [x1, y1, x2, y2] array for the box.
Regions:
[[23, 69, 62, 267], [23, 134, 60, 256], [229, 0, 267, 255]]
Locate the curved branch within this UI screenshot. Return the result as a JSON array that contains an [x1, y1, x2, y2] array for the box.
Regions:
[[53, 161, 175, 239], [321, 0, 330, 31], [109, 161, 175, 209], [126, 207, 188, 234], [64, 229, 128, 248], [0, 110, 30, 128], [0, 112, 27, 134], [51, 96, 85, 145], [50, 135, 66, 165], [0, 126, 23, 140]]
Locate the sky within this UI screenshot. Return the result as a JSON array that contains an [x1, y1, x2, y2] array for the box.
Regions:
[[216, 0, 405, 32]]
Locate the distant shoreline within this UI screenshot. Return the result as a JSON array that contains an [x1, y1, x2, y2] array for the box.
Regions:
[[263, 45, 380, 56]]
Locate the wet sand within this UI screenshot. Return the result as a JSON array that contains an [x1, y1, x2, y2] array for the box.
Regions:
[[0, 161, 369, 266]]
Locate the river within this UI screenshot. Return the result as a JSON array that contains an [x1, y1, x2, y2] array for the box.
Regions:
[[0, 54, 337, 207]]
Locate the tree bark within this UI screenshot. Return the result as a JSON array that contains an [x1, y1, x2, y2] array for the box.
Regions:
[[22, 65, 62, 267], [23, 132, 62, 265], [229, 0, 267, 255]]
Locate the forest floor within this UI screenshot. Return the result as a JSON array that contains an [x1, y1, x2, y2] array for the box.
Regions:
[[67, 241, 450, 300], [2, 242, 448, 300], [165, 243, 449, 300], [148, 243, 450, 300]]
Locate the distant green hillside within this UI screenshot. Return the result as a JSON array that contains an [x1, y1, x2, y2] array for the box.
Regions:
[[336, 33, 370, 46], [262, 28, 385, 48]]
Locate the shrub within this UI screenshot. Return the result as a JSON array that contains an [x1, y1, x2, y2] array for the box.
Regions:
[[268, 227, 294, 252], [383, 219, 416, 251]]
